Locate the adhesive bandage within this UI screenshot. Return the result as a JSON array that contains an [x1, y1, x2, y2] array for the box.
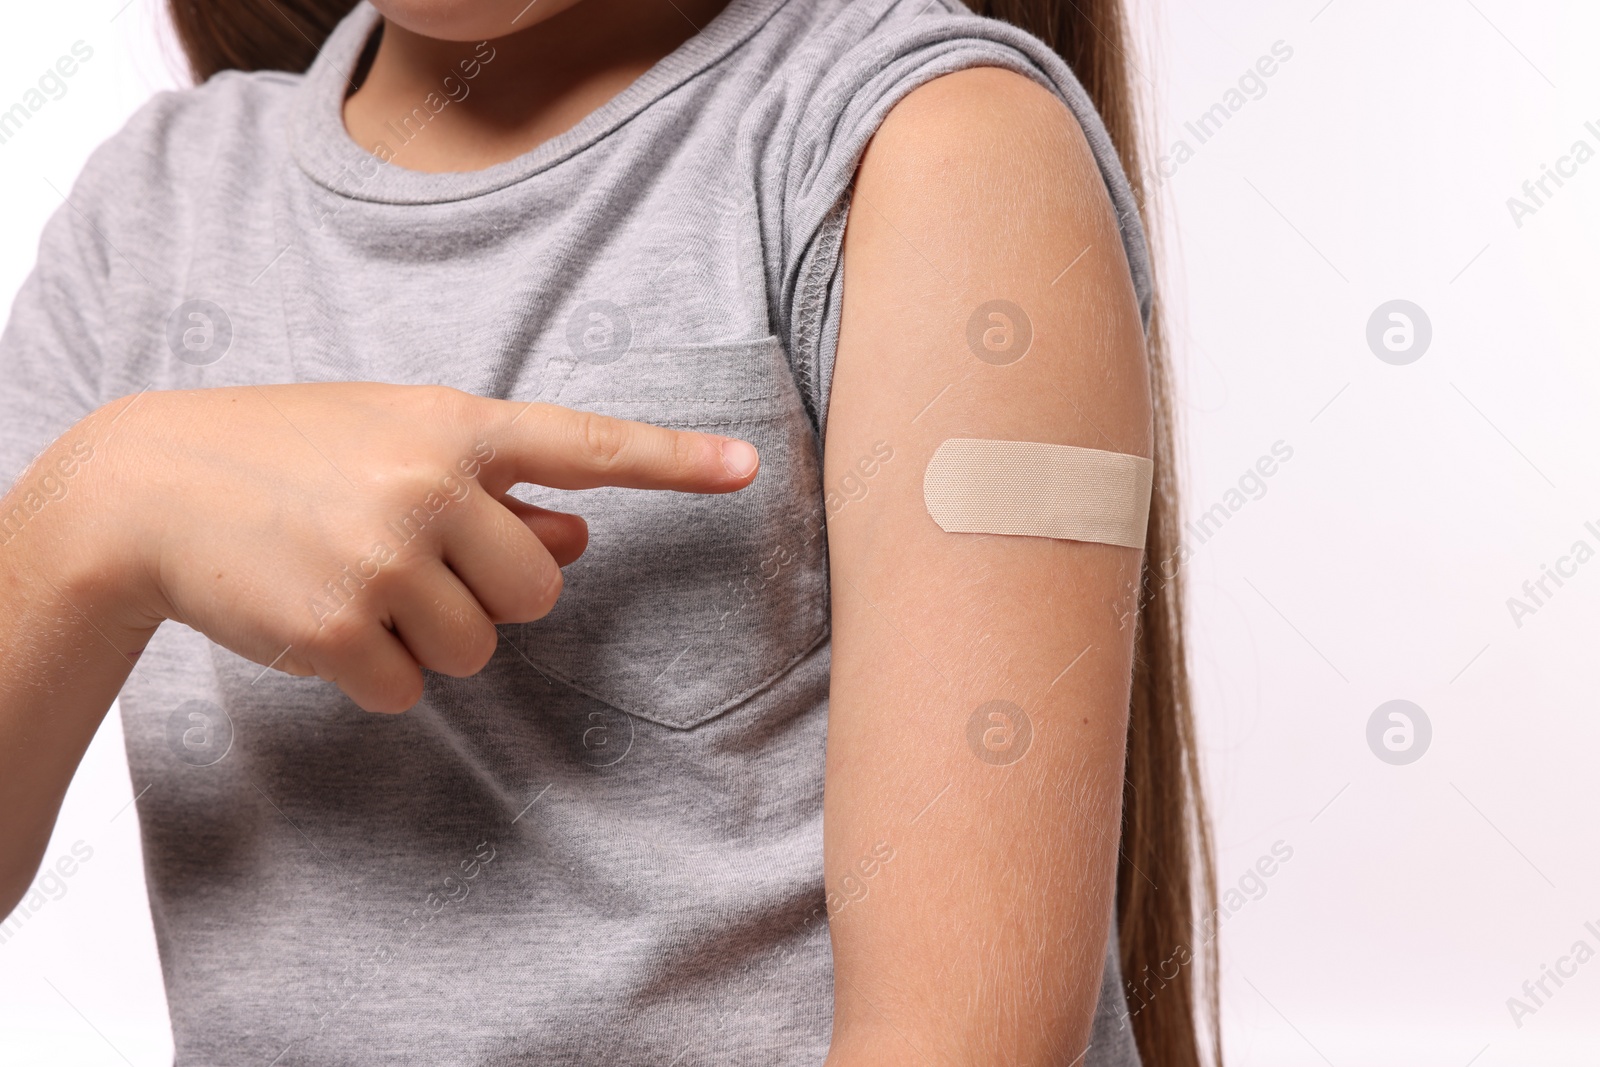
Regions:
[[923, 439, 1153, 549]]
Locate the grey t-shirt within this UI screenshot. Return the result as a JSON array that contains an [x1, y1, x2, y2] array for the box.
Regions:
[[0, 0, 1152, 1062]]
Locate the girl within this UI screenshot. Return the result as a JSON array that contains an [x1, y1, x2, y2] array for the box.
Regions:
[[0, 0, 1213, 1063]]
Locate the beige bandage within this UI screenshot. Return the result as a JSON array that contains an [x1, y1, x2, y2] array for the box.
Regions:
[[923, 438, 1153, 549]]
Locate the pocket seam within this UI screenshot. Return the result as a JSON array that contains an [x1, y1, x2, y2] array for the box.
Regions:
[[515, 334, 824, 731], [567, 395, 783, 405], [560, 408, 795, 431], [519, 621, 830, 731]]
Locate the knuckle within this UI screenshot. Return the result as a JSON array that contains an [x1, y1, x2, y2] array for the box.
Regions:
[[419, 383, 467, 422], [436, 616, 499, 677], [382, 545, 431, 585], [306, 607, 367, 663], [375, 672, 425, 714], [573, 411, 628, 470], [465, 625, 500, 674], [362, 462, 427, 509], [530, 563, 564, 619], [499, 561, 563, 624]]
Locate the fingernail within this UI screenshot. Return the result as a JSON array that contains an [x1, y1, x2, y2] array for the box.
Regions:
[[719, 439, 759, 479]]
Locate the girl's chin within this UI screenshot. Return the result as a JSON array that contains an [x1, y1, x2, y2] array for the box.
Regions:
[[369, 0, 590, 42]]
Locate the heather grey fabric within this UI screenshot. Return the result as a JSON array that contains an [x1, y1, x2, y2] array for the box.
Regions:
[[0, 0, 1151, 1062]]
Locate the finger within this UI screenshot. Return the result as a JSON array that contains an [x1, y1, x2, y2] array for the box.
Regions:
[[385, 562, 503, 678], [438, 491, 568, 622], [302, 616, 425, 714], [473, 401, 760, 495], [497, 494, 588, 567]]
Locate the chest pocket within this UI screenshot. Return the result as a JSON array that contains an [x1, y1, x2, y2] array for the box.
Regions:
[[513, 336, 829, 730]]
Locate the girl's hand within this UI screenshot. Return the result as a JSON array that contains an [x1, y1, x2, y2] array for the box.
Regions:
[[44, 382, 759, 713]]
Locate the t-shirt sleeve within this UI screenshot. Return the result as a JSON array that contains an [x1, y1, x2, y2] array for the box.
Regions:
[[766, 0, 1153, 437], [0, 169, 114, 492]]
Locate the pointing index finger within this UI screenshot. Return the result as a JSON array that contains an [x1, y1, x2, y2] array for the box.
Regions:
[[478, 400, 760, 495]]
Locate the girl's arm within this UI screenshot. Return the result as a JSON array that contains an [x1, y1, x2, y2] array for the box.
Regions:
[[822, 67, 1151, 1065], [0, 388, 758, 917]]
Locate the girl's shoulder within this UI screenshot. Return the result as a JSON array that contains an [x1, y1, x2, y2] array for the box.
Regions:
[[749, 0, 1146, 275], [68, 67, 302, 236]]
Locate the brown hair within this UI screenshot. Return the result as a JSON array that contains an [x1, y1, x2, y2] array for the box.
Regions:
[[171, 1, 1216, 1063], [169, 0, 358, 80]]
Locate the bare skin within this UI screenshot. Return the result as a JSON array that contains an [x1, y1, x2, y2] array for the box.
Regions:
[[0, 386, 757, 921], [343, 0, 732, 173], [823, 67, 1149, 1065], [4, 4, 1149, 1064]]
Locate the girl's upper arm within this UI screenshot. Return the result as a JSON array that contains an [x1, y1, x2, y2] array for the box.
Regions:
[[821, 65, 1150, 1065]]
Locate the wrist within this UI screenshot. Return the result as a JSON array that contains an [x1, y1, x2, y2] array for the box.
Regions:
[[3, 410, 162, 648]]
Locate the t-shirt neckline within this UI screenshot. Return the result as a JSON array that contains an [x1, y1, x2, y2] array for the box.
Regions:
[[288, 0, 788, 206]]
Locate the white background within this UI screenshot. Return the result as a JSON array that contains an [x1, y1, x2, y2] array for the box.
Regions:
[[1, 1, 1596, 1064]]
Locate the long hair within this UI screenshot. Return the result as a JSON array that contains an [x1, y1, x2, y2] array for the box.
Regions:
[[168, 0, 354, 78], [170, 1, 1216, 1064]]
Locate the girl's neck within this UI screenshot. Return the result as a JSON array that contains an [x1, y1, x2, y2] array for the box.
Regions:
[[344, 0, 733, 174]]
